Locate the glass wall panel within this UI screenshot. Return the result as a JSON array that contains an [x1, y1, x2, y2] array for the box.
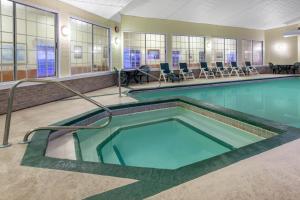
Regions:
[[70, 18, 93, 75], [189, 36, 205, 67], [16, 4, 56, 79], [123, 32, 145, 69], [241, 40, 252, 64], [224, 39, 237, 65], [93, 26, 109, 72], [0, 0, 13, 82], [145, 33, 166, 67], [0, 0, 57, 83], [253, 41, 263, 65], [172, 35, 188, 67], [172, 35, 205, 67], [210, 38, 224, 66], [123, 32, 166, 68], [70, 18, 110, 75]]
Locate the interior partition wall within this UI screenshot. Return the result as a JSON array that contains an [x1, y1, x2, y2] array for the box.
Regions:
[[0, 0, 57, 83]]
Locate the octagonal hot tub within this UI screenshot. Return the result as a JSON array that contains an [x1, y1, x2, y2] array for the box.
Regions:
[[74, 99, 275, 170]]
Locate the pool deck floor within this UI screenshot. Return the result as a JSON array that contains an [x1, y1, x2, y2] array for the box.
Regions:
[[1, 74, 300, 199]]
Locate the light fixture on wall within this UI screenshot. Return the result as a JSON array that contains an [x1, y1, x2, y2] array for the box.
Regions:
[[114, 37, 120, 46], [61, 25, 70, 37], [274, 43, 288, 52]]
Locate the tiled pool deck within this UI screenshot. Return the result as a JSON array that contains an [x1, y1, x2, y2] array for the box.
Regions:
[[1, 74, 300, 200]]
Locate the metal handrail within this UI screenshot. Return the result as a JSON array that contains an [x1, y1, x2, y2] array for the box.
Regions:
[[117, 68, 161, 97], [135, 68, 162, 88], [0, 79, 113, 148]]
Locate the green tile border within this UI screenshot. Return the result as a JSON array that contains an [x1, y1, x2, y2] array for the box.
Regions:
[[21, 77, 300, 199]]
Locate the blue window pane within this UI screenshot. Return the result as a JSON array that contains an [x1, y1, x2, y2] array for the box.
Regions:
[[124, 48, 141, 69], [37, 45, 56, 77]]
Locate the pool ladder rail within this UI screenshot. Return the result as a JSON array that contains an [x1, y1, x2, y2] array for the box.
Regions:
[[0, 79, 113, 148]]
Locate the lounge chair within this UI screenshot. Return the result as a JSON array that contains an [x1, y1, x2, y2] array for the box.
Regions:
[[160, 63, 180, 82], [245, 61, 259, 75], [216, 62, 230, 77], [199, 62, 215, 79], [179, 63, 195, 80], [230, 62, 245, 76]]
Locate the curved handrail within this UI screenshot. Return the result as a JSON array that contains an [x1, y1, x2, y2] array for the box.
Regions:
[[0, 79, 112, 148]]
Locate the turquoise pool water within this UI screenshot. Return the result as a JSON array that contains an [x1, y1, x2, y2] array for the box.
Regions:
[[133, 78, 300, 128], [76, 107, 263, 169], [98, 119, 232, 169]]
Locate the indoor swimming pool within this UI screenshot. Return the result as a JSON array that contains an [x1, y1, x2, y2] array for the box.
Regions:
[[131, 77, 300, 128]]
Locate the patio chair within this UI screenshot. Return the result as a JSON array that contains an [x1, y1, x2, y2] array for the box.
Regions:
[[136, 65, 150, 83], [216, 62, 230, 77], [268, 63, 277, 74], [230, 62, 245, 76], [160, 63, 180, 82], [292, 62, 300, 74], [245, 61, 259, 75], [199, 62, 215, 79], [179, 63, 195, 80]]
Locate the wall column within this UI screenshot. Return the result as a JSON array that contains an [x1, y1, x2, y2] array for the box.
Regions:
[[166, 33, 173, 68]]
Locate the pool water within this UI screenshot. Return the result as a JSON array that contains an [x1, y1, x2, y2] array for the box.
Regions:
[[133, 78, 300, 128], [76, 107, 263, 169], [98, 119, 232, 169]]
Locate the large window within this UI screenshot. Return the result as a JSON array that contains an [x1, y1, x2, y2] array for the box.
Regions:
[[0, 0, 57, 83], [172, 35, 205, 67], [172, 36, 189, 67], [189, 36, 205, 67], [210, 38, 225, 65], [241, 40, 252, 63], [253, 41, 263, 65], [241, 40, 263, 65], [123, 32, 166, 69], [70, 18, 110, 75], [0, 0, 13, 82], [224, 39, 237, 65]]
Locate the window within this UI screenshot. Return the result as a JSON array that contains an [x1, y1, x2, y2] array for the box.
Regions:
[[241, 40, 263, 65], [241, 40, 252, 63], [123, 32, 166, 69], [0, 0, 57, 83], [146, 34, 166, 67], [210, 38, 225, 65], [70, 18, 110, 75], [172, 35, 205, 67], [189, 36, 205, 67], [16, 4, 56, 79], [123, 32, 145, 69], [0, 0, 13, 82], [253, 41, 263, 65], [172, 36, 189, 67], [224, 39, 237, 65]]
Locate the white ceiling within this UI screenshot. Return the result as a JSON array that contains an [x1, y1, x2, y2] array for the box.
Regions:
[[58, 0, 133, 19], [59, 0, 300, 30]]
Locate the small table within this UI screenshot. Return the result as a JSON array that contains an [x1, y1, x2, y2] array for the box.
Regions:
[[120, 68, 150, 86], [276, 65, 294, 74]]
